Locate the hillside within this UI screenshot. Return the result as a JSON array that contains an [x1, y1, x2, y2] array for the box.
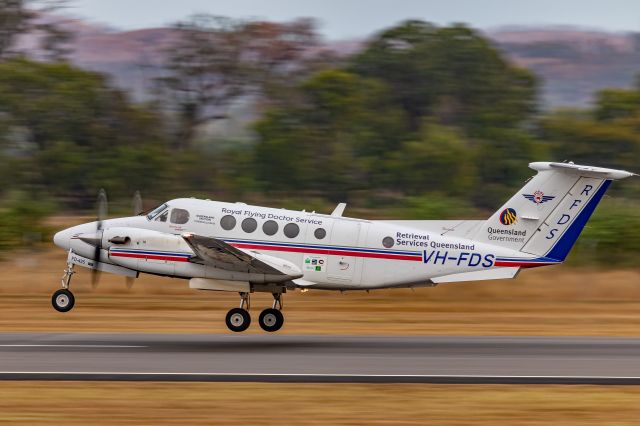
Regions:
[[19, 17, 640, 108], [491, 27, 640, 107]]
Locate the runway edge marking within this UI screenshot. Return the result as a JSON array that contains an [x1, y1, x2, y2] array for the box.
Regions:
[[1, 372, 640, 385]]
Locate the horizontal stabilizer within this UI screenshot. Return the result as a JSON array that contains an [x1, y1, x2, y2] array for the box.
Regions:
[[432, 267, 520, 284], [532, 162, 636, 180]]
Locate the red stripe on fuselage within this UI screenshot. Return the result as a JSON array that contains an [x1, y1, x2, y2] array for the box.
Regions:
[[230, 243, 423, 262], [110, 252, 190, 262]]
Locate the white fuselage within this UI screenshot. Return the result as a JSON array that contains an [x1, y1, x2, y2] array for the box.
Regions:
[[55, 198, 542, 290]]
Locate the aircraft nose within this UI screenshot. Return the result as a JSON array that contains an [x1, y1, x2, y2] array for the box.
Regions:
[[53, 228, 74, 250]]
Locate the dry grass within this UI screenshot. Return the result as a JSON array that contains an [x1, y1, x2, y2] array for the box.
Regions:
[[0, 248, 639, 335], [1, 249, 640, 425], [0, 382, 639, 425]]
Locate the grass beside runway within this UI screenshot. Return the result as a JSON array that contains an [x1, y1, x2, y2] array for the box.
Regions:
[[0, 382, 639, 425], [1, 249, 639, 335]]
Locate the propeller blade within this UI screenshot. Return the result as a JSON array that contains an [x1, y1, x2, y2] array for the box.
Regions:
[[126, 276, 135, 290], [92, 189, 108, 289], [91, 238, 102, 289], [97, 188, 108, 228], [132, 190, 143, 215], [91, 264, 101, 289]]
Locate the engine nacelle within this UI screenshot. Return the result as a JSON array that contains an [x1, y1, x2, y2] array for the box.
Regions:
[[103, 227, 194, 276], [102, 227, 189, 252]]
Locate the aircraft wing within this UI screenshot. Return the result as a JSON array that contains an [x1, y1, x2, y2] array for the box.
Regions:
[[182, 233, 302, 278]]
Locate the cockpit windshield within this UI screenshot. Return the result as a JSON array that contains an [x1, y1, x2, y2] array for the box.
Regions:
[[146, 203, 168, 220]]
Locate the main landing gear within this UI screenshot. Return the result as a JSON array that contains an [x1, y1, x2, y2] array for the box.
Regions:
[[52, 260, 76, 313], [225, 292, 285, 333], [225, 292, 252, 332]]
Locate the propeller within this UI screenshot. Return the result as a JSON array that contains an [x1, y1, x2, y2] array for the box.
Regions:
[[132, 190, 143, 216], [126, 190, 143, 289], [91, 188, 108, 289], [81, 189, 143, 290]]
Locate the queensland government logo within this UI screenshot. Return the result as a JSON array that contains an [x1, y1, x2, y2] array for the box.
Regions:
[[523, 190, 555, 205], [499, 208, 518, 225]]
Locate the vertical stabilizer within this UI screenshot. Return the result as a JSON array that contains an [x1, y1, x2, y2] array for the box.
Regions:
[[474, 162, 635, 262]]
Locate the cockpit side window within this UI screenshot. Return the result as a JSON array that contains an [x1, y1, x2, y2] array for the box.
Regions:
[[170, 208, 190, 225], [146, 203, 168, 220], [156, 210, 168, 222]]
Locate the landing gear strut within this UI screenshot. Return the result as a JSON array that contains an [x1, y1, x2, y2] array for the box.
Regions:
[[52, 257, 76, 313], [258, 293, 284, 333], [225, 292, 251, 332]]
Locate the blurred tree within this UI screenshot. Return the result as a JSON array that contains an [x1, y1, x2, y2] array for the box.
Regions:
[[351, 21, 538, 136], [0, 59, 163, 150], [160, 15, 321, 149], [0, 0, 30, 58], [0, 0, 73, 61], [159, 15, 250, 149], [472, 128, 546, 208], [0, 190, 53, 252], [241, 18, 320, 102], [571, 199, 640, 266], [0, 59, 169, 203], [389, 120, 475, 196], [540, 111, 640, 171], [254, 69, 406, 199], [594, 87, 640, 122], [392, 194, 478, 220], [256, 22, 541, 206]]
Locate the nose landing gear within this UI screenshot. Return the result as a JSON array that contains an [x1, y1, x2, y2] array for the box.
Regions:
[[52, 289, 75, 313], [52, 259, 76, 313]]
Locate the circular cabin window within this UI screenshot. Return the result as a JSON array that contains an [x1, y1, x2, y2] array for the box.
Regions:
[[283, 223, 300, 239], [262, 220, 278, 236], [241, 218, 258, 233], [220, 215, 237, 231], [314, 228, 327, 240], [382, 236, 394, 248]]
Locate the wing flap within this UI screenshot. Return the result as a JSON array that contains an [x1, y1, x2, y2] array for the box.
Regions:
[[182, 233, 302, 277]]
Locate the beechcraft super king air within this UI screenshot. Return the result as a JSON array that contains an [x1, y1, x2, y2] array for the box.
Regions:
[[52, 162, 636, 332]]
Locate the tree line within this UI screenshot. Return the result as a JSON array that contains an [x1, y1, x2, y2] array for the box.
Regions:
[[0, 5, 638, 263]]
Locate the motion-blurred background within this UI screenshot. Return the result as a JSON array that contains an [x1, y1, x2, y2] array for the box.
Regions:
[[0, 0, 639, 266], [1, 3, 640, 422]]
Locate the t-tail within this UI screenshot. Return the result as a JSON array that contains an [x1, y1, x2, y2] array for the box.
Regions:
[[474, 162, 636, 266]]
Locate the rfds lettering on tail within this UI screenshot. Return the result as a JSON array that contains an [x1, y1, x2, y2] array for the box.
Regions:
[[50, 162, 636, 333]]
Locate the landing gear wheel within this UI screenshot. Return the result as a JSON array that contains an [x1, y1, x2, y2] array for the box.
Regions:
[[52, 289, 75, 313], [259, 308, 284, 332], [226, 308, 251, 332]]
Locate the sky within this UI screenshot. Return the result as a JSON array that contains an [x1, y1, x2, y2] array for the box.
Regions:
[[69, 0, 640, 39]]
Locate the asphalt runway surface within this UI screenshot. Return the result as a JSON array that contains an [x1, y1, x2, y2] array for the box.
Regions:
[[1, 333, 640, 384]]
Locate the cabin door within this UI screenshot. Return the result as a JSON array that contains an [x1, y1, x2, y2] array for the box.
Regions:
[[327, 220, 361, 283]]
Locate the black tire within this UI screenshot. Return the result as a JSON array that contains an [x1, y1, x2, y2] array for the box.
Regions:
[[225, 308, 251, 332], [259, 308, 284, 332], [52, 289, 75, 313]]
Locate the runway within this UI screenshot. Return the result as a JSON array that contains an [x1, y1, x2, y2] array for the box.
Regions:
[[1, 333, 640, 384]]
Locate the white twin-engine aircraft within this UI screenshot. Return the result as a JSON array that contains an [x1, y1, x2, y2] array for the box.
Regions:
[[52, 162, 635, 332]]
